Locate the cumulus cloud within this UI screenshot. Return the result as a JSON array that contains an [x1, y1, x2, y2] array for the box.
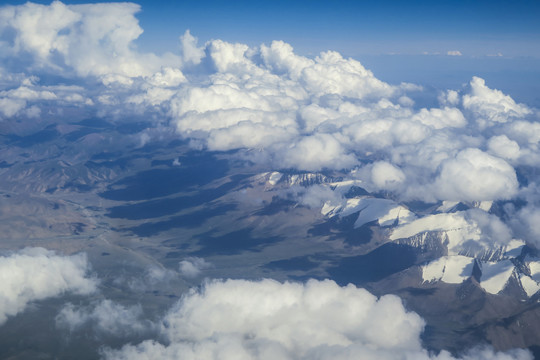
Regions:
[[463, 76, 532, 127], [278, 133, 358, 171], [1, 1, 540, 204], [0, 247, 97, 325], [178, 257, 212, 278], [102, 279, 531, 360], [300, 184, 344, 210], [464, 208, 514, 250], [487, 135, 521, 160], [370, 161, 406, 191], [0, 1, 181, 79], [125, 265, 180, 292], [0, 81, 91, 118], [508, 205, 540, 248], [56, 300, 152, 336], [433, 148, 518, 201], [411, 107, 466, 129], [164, 50, 535, 202], [179, 30, 205, 66]]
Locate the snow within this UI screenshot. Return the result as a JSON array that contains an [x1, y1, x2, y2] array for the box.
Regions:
[[390, 212, 480, 254], [529, 260, 540, 282], [321, 201, 342, 217], [255, 172, 269, 182], [421, 253, 540, 297], [268, 172, 283, 185], [422, 256, 475, 284], [437, 201, 460, 212], [328, 179, 364, 193], [516, 259, 540, 297], [479, 260, 514, 294], [519, 275, 540, 297], [436, 201, 492, 212], [353, 198, 415, 228], [321, 197, 415, 228], [288, 173, 329, 186], [503, 239, 525, 258], [476, 201, 493, 212]]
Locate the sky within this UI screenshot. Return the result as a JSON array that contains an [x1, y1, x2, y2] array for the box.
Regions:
[[135, 0, 540, 57], [5, 0, 539, 105], [141, 0, 540, 105], [5, 0, 540, 57]]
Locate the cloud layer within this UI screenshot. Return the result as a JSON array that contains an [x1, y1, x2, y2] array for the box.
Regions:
[[0, 247, 97, 325], [2, 2, 539, 207], [2, 1, 540, 253], [103, 279, 531, 360], [56, 300, 151, 337], [0, 1, 179, 78]]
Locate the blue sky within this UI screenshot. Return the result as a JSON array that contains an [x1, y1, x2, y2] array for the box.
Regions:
[[135, 0, 540, 58], [6, 0, 540, 57], [3, 0, 540, 104], [135, 0, 540, 105]]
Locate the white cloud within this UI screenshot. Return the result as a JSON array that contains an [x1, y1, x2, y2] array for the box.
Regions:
[[411, 107, 466, 129], [0, 82, 89, 118], [438, 89, 460, 106], [1, 2, 539, 204], [371, 161, 406, 191], [125, 265, 180, 292], [433, 148, 518, 201], [300, 51, 395, 99], [0, 97, 26, 117], [447, 50, 462, 56], [260, 40, 314, 78], [487, 135, 521, 160], [464, 208, 514, 249], [0, 1, 181, 79], [0, 247, 97, 325], [179, 257, 212, 278], [514, 206, 540, 248], [56, 300, 151, 336], [301, 184, 344, 210], [463, 77, 532, 127], [147, 67, 187, 88], [179, 30, 205, 66], [102, 279, 531, 360], [507, 120, 540, 146], [278, 133, 358, 171]]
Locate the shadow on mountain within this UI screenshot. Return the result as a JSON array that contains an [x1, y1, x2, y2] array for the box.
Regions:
[[100, 153, 229, 201], [100, 152, 229, 201], [328, 243, 417, 285], [10, 125, 60, 147], [64, 127, 99, 142], [264, 255, 320, 272], [105, 177, 242, 219], [254, 196, 297, 216], [127, 204, 236, 237], [192, 228, 283, 256], [309, 213, 373, 246]]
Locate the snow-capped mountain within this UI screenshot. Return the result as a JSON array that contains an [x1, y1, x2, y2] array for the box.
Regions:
[[260, 170, 540, 299]]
